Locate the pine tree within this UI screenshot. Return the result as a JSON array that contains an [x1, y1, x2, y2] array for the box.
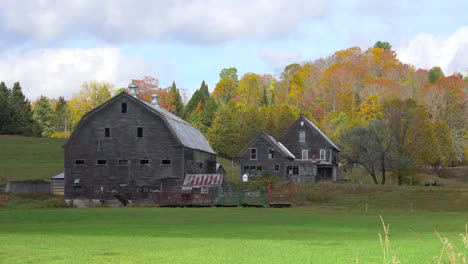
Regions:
[[52, 96, 70, 133], [10, 82, 35, 135], [169, 81, 184, 117], [33, 96, 53, 137], [0, 82, 12, 134], [261, 87, 269, 106]]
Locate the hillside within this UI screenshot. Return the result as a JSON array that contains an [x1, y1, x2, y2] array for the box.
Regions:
[[0, 136, 65, 185]]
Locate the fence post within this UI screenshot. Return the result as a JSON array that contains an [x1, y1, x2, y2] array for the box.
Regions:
[[267, 183, 271, 206]]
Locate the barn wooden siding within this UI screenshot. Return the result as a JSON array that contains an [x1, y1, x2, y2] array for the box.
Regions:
[[64, 92, 217, 201]]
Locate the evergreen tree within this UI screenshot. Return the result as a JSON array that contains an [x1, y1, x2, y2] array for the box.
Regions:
[[261, 87, 269, 106], [10, 82, 35, 135], [169, 81, 184, 117], [184, 81, 210, 119], [33, 96, 54, 137], [52, 96, 70, 133], [270, 91, 275, 105], [0, 82, 12, 134]]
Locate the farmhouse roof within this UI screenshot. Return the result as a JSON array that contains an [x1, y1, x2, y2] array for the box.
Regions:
[[237, 131, 295, 159], [64, 92, 215, 154], [298, 115, 341, 151]]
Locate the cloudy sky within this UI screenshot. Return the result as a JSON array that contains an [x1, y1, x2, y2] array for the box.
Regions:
[[0, 0, 467, 100]]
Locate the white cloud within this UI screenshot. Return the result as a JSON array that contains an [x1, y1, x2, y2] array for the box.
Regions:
[[0, 0, 330, 45], [396, 26, 468, 74], [259, 48, 302, 68], [0, 48, 155, 100]]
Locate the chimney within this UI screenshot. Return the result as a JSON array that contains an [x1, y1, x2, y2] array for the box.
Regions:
[[151, 94, 159, 108], [128, 83, 138, 97]]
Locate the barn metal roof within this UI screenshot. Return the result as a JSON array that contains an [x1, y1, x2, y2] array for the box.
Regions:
[[51, 172, 64, 179], [140, 100, 215, 154]]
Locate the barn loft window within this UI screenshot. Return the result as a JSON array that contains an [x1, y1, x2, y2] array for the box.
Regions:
[[137, 127, 143, 137], [299, 131, 305, 142], [250, 148, 257, 160], [161, 159, 171, 165], [268, 148, 275, 159], [140, 159, 149, 165], [121, 102, 127, 113], [75, 160, 85, 166], [320, 149, 326, 161], [97, 160, 107, 165], [274, 164, 280, 172], [302, 149, 309, 160], [105, 128, 110, 137], [118, 159, 128, 166]]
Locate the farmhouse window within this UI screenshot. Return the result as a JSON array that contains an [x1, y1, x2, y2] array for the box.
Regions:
[[142, 186, 150, 193], [299, 131, 305, 142], [256, 166, 262, 171], [121, 102, 127, 113], [250, 165, 256, 171], [97, 159, 107, 165], [302, 150, 308, 160], [250, 148, 257, 160], [288, 166, 299, 175], [105, 127, 110, 137], [75, 160, 85, 165], [137, 127, 143, 137], [274, 164, 280, 171], [161, 159, 171, 165], [268, 148, 275, 159], [243, 166, 249, 172], [140, 159, 150, 165], [118, 159, 128, 166], [320, 149, 326, 161]]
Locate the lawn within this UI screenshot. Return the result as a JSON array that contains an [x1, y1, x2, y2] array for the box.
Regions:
[[0, 135, 65, 182], [0, 208, 466, 263]]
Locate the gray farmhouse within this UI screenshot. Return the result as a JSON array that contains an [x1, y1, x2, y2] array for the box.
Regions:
[[237, 114, 340, 182], [64, 85, 217, 204]]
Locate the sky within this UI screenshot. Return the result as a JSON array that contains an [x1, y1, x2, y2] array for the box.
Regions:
[[0, 0, 467, 101]]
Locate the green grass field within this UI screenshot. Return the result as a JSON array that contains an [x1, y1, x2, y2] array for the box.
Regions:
[[0, 135, 65, 183], [0, 208, 466, 264]]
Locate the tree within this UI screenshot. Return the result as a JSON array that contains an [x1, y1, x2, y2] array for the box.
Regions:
[[0, 82, 12, 134], [68, 81, 113, 128], [184, 81, 210, 119], [169, 81, 184, 116], [373, 41, 392, 50], [9, 82, 35, 135], [340, 120, 393, 185], [261, 87, 269, 106], [219, 67, 238, 82], [428, 66, 444, 84], [51, 96, 70, 137], [33, 96, 53, 137], [130, 76, 160, 102], [207, 101, 241, 157], [433, 120, 457, 167]]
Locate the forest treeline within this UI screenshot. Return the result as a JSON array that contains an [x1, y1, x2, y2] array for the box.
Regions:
[[0, 42, 466, 183]]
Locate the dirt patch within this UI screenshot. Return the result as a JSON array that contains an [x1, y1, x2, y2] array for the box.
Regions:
[[0, 193, 12, 207]]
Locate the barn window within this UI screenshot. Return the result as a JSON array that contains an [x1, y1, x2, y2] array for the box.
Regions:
[[268, 148, 275, 159], [250, 148, 257, 160], [118, 159, 128, 166], [105, 127, 110, 137], [274, 164, 280, 171], [73, 179, 81, 191], [121, 103, 127, 113], [137, 127, 143, 137], [302, 150, 308, 160], [320, 149, 326, 161], [97, 160, 107, 165], [299, 131, 305, 142], [140, 159, 150, 165], [161, 159, 171, 165], [75, 160, 85, 166]]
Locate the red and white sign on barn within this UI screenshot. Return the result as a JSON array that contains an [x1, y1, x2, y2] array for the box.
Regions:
[[183, 174, 223, 187]]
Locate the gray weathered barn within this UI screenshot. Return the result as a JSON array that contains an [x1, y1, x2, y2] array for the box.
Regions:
[[237, 114, 340, 182], [64, 84, 218, 204]]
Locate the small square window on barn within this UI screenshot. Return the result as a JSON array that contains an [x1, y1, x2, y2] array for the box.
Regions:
[[161, 159, 171, 165], [121, 102, 127, 113], [299, 131, 305, 142], [75, 160, 85, 166], [250, 148, 257, 160], [140, 159, 150, 165], [274, 164, 280, 172], [118, 159, 128, 166], [137, 127, 143, 137], [105, 127, 110, 137], [97, 160, 107, 165]]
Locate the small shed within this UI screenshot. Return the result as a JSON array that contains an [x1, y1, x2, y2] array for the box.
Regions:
[[51, 173, 65, 195], [6, 180, 51, 194]]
